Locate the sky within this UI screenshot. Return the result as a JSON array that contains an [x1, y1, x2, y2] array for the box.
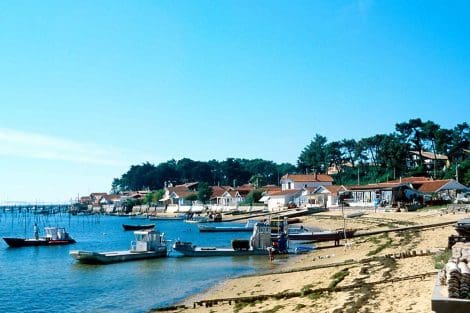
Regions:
[[0, 0, 469, 203]]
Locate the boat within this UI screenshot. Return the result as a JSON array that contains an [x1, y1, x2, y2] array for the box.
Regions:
[[454, 218, 470, 236], [3, 227, 76, 248], [287, 227, 356, 242], [184, 215, 209, 223], [122, 223, 155, 231], [346, 211, 366, 218], [173, 222, 287, 257], [198, 220, 259, 232], [148, 213, 187, 220], [70, 229, 167, 264]]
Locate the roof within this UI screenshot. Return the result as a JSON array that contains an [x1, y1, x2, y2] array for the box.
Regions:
[[281, 174, 334, 183], [268, 189, 302, 197], [167, 186, 197, 198], [323, 185, 347, 194], [387, 176, 433, 184], [417, 179, 468, 193], [211, 186, 228, 198], [411, 150, 448, 160]]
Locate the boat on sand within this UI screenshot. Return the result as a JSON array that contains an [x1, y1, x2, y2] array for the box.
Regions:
[[3, 226, 76, 248], [70, 229, 167, 264]]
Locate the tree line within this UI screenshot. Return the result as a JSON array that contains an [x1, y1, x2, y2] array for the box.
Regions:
[[111, 158, 296, 193], [112, 118, 470, 193]]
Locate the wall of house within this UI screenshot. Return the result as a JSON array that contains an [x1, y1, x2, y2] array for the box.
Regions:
[[281, 179, 332, 191]]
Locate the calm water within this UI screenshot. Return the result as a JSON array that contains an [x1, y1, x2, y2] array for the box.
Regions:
[[0, 212, 278, 313]]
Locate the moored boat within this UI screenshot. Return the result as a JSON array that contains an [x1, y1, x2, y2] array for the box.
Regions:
[[70, 229, 167, 264], [122, 223, 155, 231], [198, 220, 259, 232], [3, 227, 76, 248], [173, 222, 284, 257]]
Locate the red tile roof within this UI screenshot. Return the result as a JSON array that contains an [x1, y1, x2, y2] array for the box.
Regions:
[[417, 180, 451, 193], [387, 176, 433, 184], [269, 189, 302, 197], [281, 174, 333, 182]]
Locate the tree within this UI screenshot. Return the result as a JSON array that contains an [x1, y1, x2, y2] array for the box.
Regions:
[[298, 134, 328, 173], [244, 189, 263, 204], [197, 182, 213, 204]]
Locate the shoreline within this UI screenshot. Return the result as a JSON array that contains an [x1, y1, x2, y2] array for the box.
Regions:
[[151, 207, 468, 313]]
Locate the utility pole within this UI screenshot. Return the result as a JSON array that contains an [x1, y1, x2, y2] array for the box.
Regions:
[[456, 164, 460, 183]]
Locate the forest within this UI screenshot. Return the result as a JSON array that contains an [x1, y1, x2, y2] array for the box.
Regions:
[[111, 118, 470, 193]]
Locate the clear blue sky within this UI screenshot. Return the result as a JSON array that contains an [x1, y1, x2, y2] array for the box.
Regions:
[[1, 1, 469, 202]]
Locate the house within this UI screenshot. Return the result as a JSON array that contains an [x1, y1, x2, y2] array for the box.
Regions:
[[265, 189, 302, 211], [210, 184, 255, 206], [280, 173, 333, 191], [408, 150, 450, 175], [161, 183, 198, 206], [303, 185, 348, 207], [415, 179, 468, 201]]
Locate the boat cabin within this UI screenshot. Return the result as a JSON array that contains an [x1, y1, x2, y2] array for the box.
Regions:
[[250, 223, 272, 250], [44, 227, 70, 240], [131, 230, 165, 252]]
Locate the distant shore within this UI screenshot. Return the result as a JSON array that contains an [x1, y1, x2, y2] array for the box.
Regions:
[[151, 207, 467, 313]]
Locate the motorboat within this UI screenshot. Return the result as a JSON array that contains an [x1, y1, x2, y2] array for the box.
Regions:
[[70, 229, 167, 264], [3, 227, 76, 248], [122, 223, 155, 231], [173, 222, 287, 257], [198, 220, 259, 232]]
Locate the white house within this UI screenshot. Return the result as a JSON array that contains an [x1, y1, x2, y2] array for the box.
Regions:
[[281, 174, 333, 191], [302, 185, 348, 208], [266, 189, 302, 211]]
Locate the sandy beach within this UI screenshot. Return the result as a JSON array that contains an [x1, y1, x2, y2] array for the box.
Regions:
[[153, 208, 468, 313]]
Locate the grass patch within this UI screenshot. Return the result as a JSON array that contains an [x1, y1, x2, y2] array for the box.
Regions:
[[300, 284, 315, 297], [433, 249, 452, 269], [329, 268, 350, 289], [294, 303, 306, 311], [233, 301, 250, 313], [307, 290, 326, 301], [367, 233, 393, 256], [261, 305, 284, 313]]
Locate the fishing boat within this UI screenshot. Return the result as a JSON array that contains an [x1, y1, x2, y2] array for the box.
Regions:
[[122, 223, 155, 231], [69, 229, 167, 264], [287, 227, 356, 242], [3, 227, 76, 248], [198, 220, 259, 232], [173, 222, 285, 257]]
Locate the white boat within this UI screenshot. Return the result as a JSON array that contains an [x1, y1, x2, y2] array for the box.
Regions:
[[173, 222, 287, 257], [198, 219, 259, 232], [70, 229, 167, 264], [184, 215, 209, 223]]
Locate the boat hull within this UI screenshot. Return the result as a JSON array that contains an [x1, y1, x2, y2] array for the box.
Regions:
[[3, 237, 76, 248], [70, 248, 167, 264], [198, 225, 253, 232], [122, 224, 155, 231], [173, 242, 268, 257]]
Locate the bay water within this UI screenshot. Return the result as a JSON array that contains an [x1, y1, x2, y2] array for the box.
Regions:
[[0, 211, 277, 313]]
